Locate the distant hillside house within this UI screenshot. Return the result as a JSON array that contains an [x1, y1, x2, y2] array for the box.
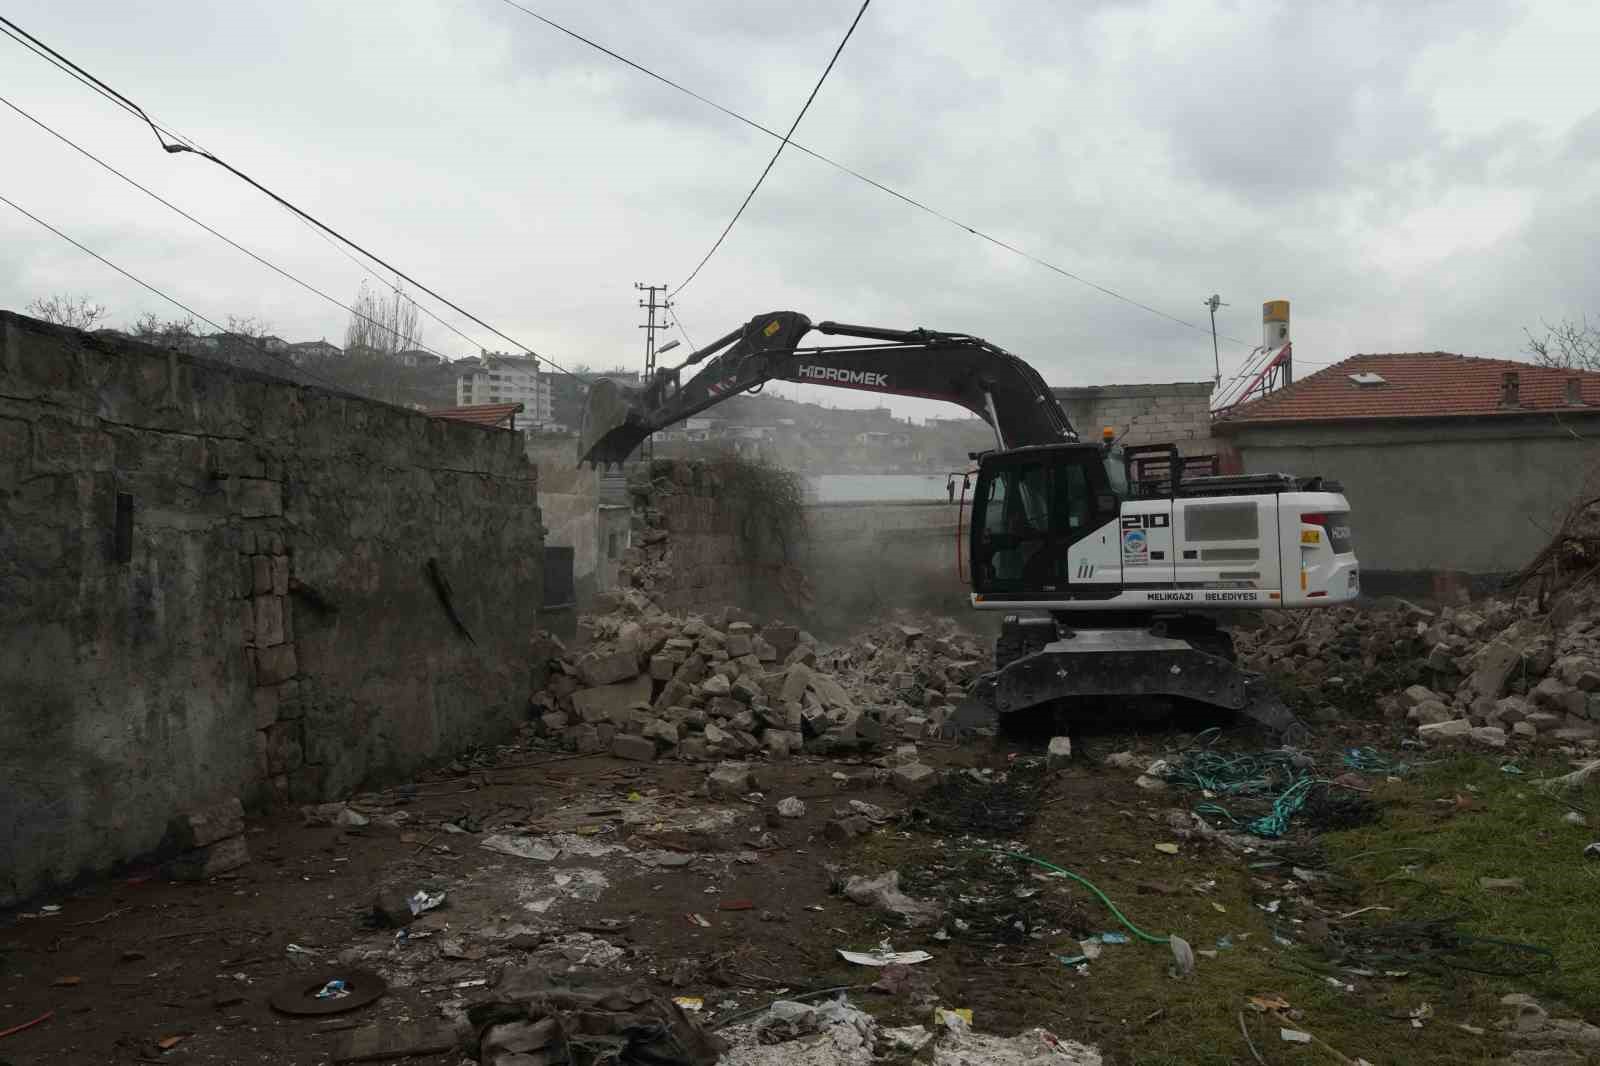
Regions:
[[286, 339, 342, 365], [395, 348, 442, 368]]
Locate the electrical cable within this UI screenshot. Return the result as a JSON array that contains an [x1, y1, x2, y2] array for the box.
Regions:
[[990, 850, 1171, 945], [0, 93, 461, 364], [0, 189, 350, 390], [494, 0, 1249, 344], [671, 0, 871, 297], [1, 20, 489, 359], [0, 13, 575, 377]]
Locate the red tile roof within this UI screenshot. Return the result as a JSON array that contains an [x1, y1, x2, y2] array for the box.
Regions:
[[1215, 352, 1600, 427], [429, 402, 523, 428]]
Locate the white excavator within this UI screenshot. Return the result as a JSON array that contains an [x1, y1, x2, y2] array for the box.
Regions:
[[580, 311, 1358, 737]]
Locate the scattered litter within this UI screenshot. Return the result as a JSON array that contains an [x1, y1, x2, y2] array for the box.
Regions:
[[1211, 902, 1227, 913], [674, 996, 705, 1013], [837, 948, 933, 966], [1098, 932, 1130, 945], [1409, 1002, 1433, 1028], [314, 979, 350, 1000], [933, 1007, 973, 1027], [841, 870, 942, 924], [687, 913, 712, 928], [1280, 1028, 1312, 1044], [1153, 843, 1179, 855], [481, 835, 560, 862], [521, 868, 611, 914], [1169, 935, 1195, 977], [720, 899, 755, 912], [777, 797, 806, 819], [1458, 1023, 1485, 1036], [1058, 955, 1088, 967], [1584, 842, 1600, 860], [1501, 764, 1524, 774], [269, 969, 387, 1015], [1247, 995, 1291, 1013], [1258, 899, 1281, 914], [1079, 939, 1103, 960], [1325, 977, 1355, 993], [407, 889, 445, 916], [285, 944, 318, 956], [1478, 877, 1525, 892], [157, 1035, 186, 1051]]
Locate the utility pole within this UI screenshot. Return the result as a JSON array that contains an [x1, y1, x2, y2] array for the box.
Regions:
[[1203, 293, 1228, 387], [636, 283, 670, 461]]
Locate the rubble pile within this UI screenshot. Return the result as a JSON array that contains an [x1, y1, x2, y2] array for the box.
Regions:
[[527, 592, 987, 764], [1240, 591, 1600, 749]]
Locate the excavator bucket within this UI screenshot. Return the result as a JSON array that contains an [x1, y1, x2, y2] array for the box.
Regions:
[[579, 378, 651, 467]]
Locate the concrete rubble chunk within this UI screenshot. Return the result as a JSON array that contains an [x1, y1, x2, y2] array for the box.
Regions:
[[572, 676, 653, 721], [1408, 699, 1454, 726], [168, 836, 251, 881], [1046, 736, 1072, 769], [168, 797, 245, 850], [1418, 718, 1472, 742], [1470, 725, 1508, 748], [1533, 676, 1586, 717], [706, 762, 755, 798], [891, 762, 937, 795], [825, 816, 872, 842], [777, 796, 805, 818], [701, 673, 732, 698], [1401, 684, 1440, 708], [1104, 751, 1140, 769], [579, 649, 639, 687]]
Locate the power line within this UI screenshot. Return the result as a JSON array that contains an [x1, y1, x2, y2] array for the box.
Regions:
[[672, 0, 870, 297], [0, 13, 578, 378], [0, 189, 355, 390], [0, 93, 465, 365], [493, 0, 1251, 347], [1, 17, 488, 357]]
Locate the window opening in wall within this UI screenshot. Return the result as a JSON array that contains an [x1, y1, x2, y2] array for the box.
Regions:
[[607, 532, 619, 559]]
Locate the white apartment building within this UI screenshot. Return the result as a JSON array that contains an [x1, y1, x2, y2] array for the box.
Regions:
[[456, 352, 553, 425]]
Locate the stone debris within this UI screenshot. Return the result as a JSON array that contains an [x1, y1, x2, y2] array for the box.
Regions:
[[530, 603, 986, 763], [165, 797, 250, 881], [1238, 591, 1600, 749]]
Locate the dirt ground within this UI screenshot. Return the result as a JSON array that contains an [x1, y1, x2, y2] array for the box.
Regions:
[[4, 711, 1598, 1066]]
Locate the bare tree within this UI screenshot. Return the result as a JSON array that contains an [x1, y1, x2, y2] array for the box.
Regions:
[[1526, 316, 1600, 371], [27, 294, 109, 330], [130, 311, 200, 347], [344, 278, 422, 359]]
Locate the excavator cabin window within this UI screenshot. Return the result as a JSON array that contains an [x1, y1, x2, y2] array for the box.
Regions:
[[971, 448, 1116, 593]]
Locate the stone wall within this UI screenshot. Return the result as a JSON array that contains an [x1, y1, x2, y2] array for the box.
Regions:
[[617, 459, 973, 634], [0, 313, 542, 905], [1052, 381, 1218, 456]]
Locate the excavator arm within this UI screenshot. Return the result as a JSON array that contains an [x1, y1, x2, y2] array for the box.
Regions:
[[580, 311, 1078, 465]]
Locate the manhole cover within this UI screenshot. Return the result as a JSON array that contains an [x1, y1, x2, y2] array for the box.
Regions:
[[269, 968, 387, 1015]]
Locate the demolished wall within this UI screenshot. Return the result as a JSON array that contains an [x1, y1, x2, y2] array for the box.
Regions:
[[616, 459, 968, 628], [0, 313, 542, 905]]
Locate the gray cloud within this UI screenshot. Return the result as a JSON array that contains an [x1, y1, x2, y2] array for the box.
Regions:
[[0, 0, 1594, 421]]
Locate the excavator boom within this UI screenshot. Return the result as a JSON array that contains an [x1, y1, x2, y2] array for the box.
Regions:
[[580, 311, 1076, 465]]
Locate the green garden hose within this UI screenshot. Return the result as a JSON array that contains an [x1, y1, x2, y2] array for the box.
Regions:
[[992, 850, 1171, 945]]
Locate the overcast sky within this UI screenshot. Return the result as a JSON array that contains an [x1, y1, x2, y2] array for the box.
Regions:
[[3, 1, 1598, 421]]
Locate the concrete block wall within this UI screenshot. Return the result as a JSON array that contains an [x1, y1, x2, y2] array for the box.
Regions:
[[0, 313, 542, 905], [1052, 381, 1218, 455]]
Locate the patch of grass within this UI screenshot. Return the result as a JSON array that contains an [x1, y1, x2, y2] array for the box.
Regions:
[[1320, 754, 1600, 1014], [828, 749, 1600, 1066]]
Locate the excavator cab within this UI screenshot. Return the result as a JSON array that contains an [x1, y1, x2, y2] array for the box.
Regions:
[[969, 445, 1120, 597]]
